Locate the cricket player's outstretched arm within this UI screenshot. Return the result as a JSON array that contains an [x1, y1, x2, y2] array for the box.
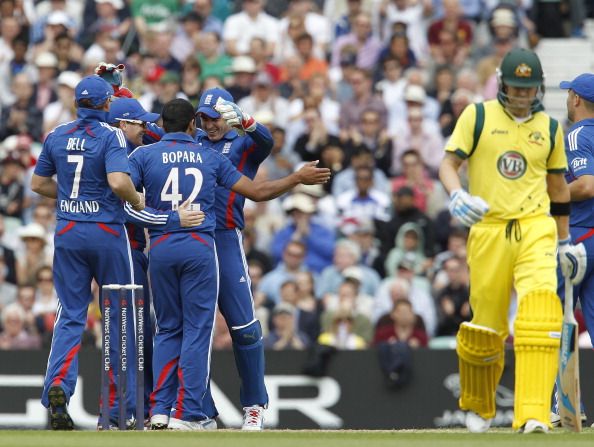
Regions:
[[124, 198, 205, 230], [31, 174, 57, 199], [546, 172, 571, 240], [231, 161, 331, 202]]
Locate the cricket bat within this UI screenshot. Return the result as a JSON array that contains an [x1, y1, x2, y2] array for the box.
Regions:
[[558, 277, 582, 432]]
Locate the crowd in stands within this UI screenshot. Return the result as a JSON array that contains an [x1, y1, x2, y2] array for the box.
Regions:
[[0, 0, 592, 352]]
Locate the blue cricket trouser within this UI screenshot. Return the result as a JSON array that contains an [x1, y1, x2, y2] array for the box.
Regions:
[[148, 232, 218, 421], [42, 221, 136, 422], [214, 228, 268, 407], [131, 249, 153, 419]]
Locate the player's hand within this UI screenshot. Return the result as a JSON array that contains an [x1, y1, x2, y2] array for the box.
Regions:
[[214, 98, 256, 135], [558, 238, 587, 284], [295, 160, 331, 185], [130, 192, 145, 211], [448, 189, 489, 227], [178, 198, 205, 227]]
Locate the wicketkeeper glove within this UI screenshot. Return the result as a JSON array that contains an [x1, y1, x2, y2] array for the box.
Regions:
[[448, 189, 489, 227], [214, 98, 256, 135], [558, 238, 587, 284], [95, 62, 125, 90]]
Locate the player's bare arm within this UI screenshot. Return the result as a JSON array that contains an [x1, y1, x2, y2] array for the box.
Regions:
[[438, 152, 464, 193], [231, 161, 331, 202], [107, 172, 145, 211], [568, 174, 594, 201], [31, 174, 58, 199], [546, 172, 570, 240]]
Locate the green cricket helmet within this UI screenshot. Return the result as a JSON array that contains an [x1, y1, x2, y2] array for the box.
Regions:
[[497, 48, 545, 112]]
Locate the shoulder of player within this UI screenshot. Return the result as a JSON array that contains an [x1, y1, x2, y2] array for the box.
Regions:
[[566, 124, 594, 152], [45, 119, 78, 139], [128, 142, 159, 159]]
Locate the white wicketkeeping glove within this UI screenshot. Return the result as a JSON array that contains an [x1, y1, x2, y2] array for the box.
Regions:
[[448, 189, 489, 227], [214, 98, 256, 135], [558, 238, 587, 284]]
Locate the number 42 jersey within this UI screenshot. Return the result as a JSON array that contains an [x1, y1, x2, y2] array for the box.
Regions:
[[128, 132, 242, 236]]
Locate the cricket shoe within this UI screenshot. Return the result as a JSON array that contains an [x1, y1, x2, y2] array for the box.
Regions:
[[465, 411, 492, 433], [48, 386, 74, 430], [242, 405, 265, 431], [150, 414, 169, 430], [521, 419, 549, 434], [97, 417, 138, 430], [168, 417, 217, 431]]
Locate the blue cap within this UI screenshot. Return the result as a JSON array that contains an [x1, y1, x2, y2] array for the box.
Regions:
[[108, 97, 160, 124], [559, 73, 594, 102], [75, 75, 113, 107], [196, 88, 234, 118]]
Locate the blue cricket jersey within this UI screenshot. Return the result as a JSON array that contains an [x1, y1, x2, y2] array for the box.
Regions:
[[565, 118, 594, 228], [128, 132, 243, 236], [195, 123, 273, 230], [34, 108, 130, 224]]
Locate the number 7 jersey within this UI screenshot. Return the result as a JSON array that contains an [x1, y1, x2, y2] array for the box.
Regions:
[[34, 109, 131, 223], [128, 132, 242, 235]]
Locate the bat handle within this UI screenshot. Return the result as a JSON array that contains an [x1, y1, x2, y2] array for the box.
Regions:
[[564, 275, 574, 316]]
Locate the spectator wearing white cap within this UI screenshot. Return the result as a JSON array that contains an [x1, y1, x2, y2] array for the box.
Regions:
[[387, 79, 440, 137], [16, 223, 51, 286], [227, 55, 257, 102], [31, 52, 58, 111], [43, 71, 80, 135], [31, 1, 80, 45], [223, 0, 280, 57], [271, 193, 335, 274]]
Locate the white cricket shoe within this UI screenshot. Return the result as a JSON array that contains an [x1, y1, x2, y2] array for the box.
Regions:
[[150, 414, 169, 430], [168, 417, 217, 431], [242, 405, 264, 431], [465, 411, 492, 433], [522, 419, 549, 434]]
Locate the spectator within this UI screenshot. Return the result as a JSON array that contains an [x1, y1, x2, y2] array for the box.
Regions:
[[248, 36, 281, 84], [130, 0, 179, 41], [190, 0, 224, 36], [294, 32, 328, 81], [0, 302, 41, 350], [0, 151, 26, 221], [180, 56, 203, 107], [373, 298, 428, 347], [277, 0, 331, 60], [0, 215, 17, 284], [257, 240, 311, 305], [375, 57, 405, 111], [238, 72, 290, 130], [332, 147, 390, 198], [341, 217, 381, 271], [16, 222, 51, 286], [86, 0, 130, 47], [318, 307, 367, 349], [336, 166, 391, 222], [378, 31, 417, 73], [383, 223, 428, 278], [223, 0, 280, 57], [332, 12, 382, 71], [294, 270, 322, 341], [42, 70, 80, 135], [171, 11, 203, 64], [321, 275, 374, 335], [261, 126, 298, 181], [392, 106, 444, 174], [338, 67, 387, 138], [53, 32, 82, 72], [264, 302, 310, 350], [379, 0, 431, 61], [227, 55, 257, 103], [333, 0, 364, 40], [316, 238, 381, 298], [197, 31, 232, 83], [15, 285, 38, 336], [292, 105, 341, 162], [427, 0, 472, 66], [0, 256, 17, 310], [272, 193, 335, 274], [0, 73, 43, 141], [440, 87, 475, 138], [277, 55, 306, 100], [434, 256, 470, 336]]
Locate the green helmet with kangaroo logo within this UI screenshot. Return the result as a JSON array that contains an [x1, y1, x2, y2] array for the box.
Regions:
[[497, 48, 545, 112]]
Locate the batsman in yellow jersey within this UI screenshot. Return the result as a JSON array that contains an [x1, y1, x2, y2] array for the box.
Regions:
[[439, 48, 587, 434]]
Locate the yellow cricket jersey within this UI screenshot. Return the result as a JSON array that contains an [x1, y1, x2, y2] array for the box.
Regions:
[[445, 99, 567, 221]]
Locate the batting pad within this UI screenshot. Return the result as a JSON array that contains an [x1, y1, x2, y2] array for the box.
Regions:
[[456, 322, 504, 419], [513, 289, 562, 430]]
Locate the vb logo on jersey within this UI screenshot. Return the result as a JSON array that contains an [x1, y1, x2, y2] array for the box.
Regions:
[[497, 151, 527, 179]]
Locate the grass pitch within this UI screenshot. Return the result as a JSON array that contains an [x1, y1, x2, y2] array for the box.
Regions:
[[2, 429, 594, 447]]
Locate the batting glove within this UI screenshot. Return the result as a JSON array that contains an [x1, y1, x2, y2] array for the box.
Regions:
[[214, 98, 256, 135], [558, 238, 587, 284], [448, 189, 489, 227]]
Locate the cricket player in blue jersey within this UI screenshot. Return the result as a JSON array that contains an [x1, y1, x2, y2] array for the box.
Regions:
[[196, 87, 272, 430], [128, 99, 329, 430], [107, 97, 206, 422], [551, 73, 594, 426], [31, 75, 146, 430]]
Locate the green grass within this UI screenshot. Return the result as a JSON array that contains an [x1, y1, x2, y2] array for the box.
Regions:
[[2, 429, 594, 447]]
